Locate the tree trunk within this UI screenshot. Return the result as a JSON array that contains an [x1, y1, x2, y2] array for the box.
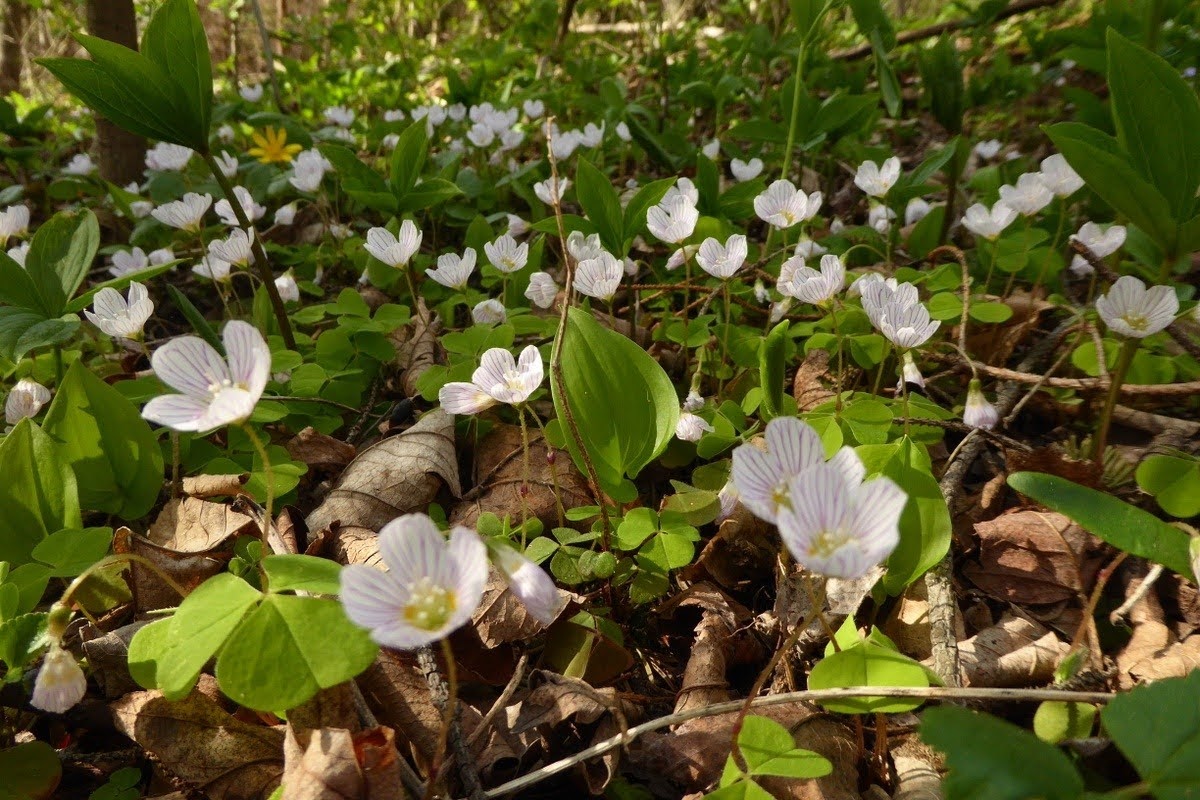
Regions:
[[0, 0, 30, 95], [86, 0, 146, 186]]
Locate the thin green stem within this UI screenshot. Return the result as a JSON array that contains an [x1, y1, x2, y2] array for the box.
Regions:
[[425, 639, 460, 800], [780, 41, 806, 182], [1092, 338, 1137, 468], [52, 345, 64, 384], [527, 410, 566, 527], [240, 423, 275, 555], [61, 553, 190, 610]]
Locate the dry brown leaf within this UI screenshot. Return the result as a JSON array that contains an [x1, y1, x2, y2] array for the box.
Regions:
[[392, 299, 443, 398], [114, 519, 238, 611], [674, 609, 736, 714], [793, 349, 837, 412], [892, 736, 944, 800], [281, 726, 404, 800], [287, 684, 360, 736], [683, 504, 777, 591], [1117, 572, 1200, 686], [285, 428, 357, 471], [80, 621, 149, 698], [965, 510, 1104, 605], [181, 473, 248, 498], [147, 497, 257, 551], [881, 580, 933, 661], [450, 423, 590, 531], [306, 409, 461, 535], [951, 614, 1068, 687], [354, 651, 441, 763], [471, 566, 567, 648], [110, 690, 284, 800]]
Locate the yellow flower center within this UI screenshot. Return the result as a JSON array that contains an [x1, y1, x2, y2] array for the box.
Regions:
[[1120, 313, 1149, 332], [403, 578, 456, 631], [808, 528, 851, 559]]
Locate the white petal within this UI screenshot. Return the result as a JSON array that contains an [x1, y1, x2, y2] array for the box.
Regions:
[[151, 336, 229, 398]]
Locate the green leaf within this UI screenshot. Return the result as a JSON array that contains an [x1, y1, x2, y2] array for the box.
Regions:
[[67, 262, 176, 314], [807, 635, 930, 714], [0, 251, 50, 314], [141, 0, 212, 145], [1007, 472, 1193, 577], [0, 613, 47, 676], [0, 741, 61, 800], [921, 705, 1084, 800], [318, 144, 398, 213], [261, 554, 342, 595], [30, 528, 112, 578], [622, 177, 674, 246], [215, 594, 378, 712], [1135, 454, 1200, 518], [726, 715, 832, 779], [42, 360, 165, 518], [789, 0, 830, 39], [398, 177, 462, 212], [389, 123, 428, 197], [759, 321, 789, 421], [969, 301, 1014, 324], [0, 308, 80, 362], [849, 0, 896, 50], [878, 439, 951, 595], [575, 159, 624, 255], [0, 420, 81, 566], [872, 32, 901, 117], [1033, 701, 1096, 745], [1106, 30, 1200, 222], [1103, 672, 1200, 798], [24, 209, 99, 316], [552, 308, 678, 496]]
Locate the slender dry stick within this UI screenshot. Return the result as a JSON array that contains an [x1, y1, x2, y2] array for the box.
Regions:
[[467, 653, 529, 748]]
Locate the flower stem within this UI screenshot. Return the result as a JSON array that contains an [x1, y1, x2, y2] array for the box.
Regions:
[[60, 552, 191, 610], [424, 639, 460, 800], [1092, 338, 1137, 469], [240, 423, 275, 555]]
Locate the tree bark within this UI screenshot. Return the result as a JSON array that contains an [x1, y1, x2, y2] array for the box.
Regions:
[[86, 0, 146, 185], [0, 0, 30, 95]]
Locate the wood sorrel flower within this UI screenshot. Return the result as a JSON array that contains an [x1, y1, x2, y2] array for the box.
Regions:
[[647, 195, 700, 244], [84, 281, 153, 340], [575, 251, 624, 301], [5, 378, 50, 425], [998, 173, 1053, 216], [471, 298, 507, 325], [754, 179, 821, 229], [525, 271, 559, 309], [961, 201, 1017, 240], [491, 544, 563, 625], [730, 157, 763, 182], [141, 321, 270, 432], [777, 254, 844, 305], [151, 192, 211, 232], [1069, 222, 1126, 276], [340, 514, 489, 649], [215, 186, 266, 227], [484, 233, 529, 274], [365, 221, 422, 268], [439, 345, 544, 415], [731, 416, 828, 524], [31, 643, 87, 713], [425, 248, 477, 290], [1038, 154, 1084, 197], [962, 378, 999, 430], [696, 234, 748, 279], [854, 156, 901, 198], [1096, 276, 1179, 339]]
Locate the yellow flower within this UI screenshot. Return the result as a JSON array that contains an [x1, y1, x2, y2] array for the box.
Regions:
[[247, 126, 303, 165]]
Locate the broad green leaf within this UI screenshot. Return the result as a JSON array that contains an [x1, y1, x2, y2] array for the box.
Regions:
[[576, 159, 624, 254], [1135, 454, 1200, 518], [215, 594, 378, 712], [878, 439, 951, 594], [0, 613, 47, 676], [132, 573, 261, 698], [141, 0, 212, 144], [759, 321, 789, 421], [1033, 701, 1096, 745], [552, 307, 678, 496], [1007, 472, 1193, 576], [0, 741, 61, 800], [705, 780, 775, 800], [872, 32, 901, 117], [0, 308, 79, 362], [389, 122, 428, 197], [789, 0, 830, 39], [318, 144, 398, 213], [29, 528, 112, 578], [921, 705, 1084, 800], [969, 301, 1014, 324], [1103, 672, 1200, 798], [807, 636, 930, 714], [0, 420, 81, 566], [24, 209, 99, 316], [723, 715, 832, 780], [398, 177, 462, 212], [0, 251, 49, 314], [42, 360, 164, 518], [848, 0, 895, 50], [166, 284, 224, 354], [1106, 30, 1200, 222], [66, 262, 176, 314], [261, 554, 342, 595]]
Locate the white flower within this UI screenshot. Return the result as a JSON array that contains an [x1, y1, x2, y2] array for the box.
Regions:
[[141, 321, 270, 432], [663, 177, 700, 207], [676, 412, 714, 442], [324, 106, 355, 127], [484, 234, 529, 274], [145, 142, 193, 172], [192, 255, 232, 282], [440, 345, 544, 414], [859, 279, 917, 326], [472, 299, 507, 325], [683, 390, 705, 412], [0, 204, 31, 242], [1069, 222, 1126, 275], [30, 643, 87, 713], [775, 454, 905, 579], [794, 237, 827, 258], [328, 223, 352, 240], [769, 299, 791, 324], [448, 103, 467, 122], [534, 176, 570, 205], [467, 123, 496, 148], [665, 244, 700, 272], [382, 133, 400, 150], [208, 228, 255, 267], [829, 218, 846, 235], [5, 378, 51, 424], [84, 282, 153, 339], [854, 157, 901, 198], [754, 179, 821, 229], [340, 514, 489, 649], [962, 378, 999, 430], [425, 248, 476, 290], [961, 202, 1017, 240], [868, 204, 897, 234], [848, 272, 897, 299], [647, 196, 699, 244], [730, 157, 763, 182], [498, 128, 525, 152], [696, 234, 748, 279], [753, 279, 770, 305], [905, 197, 931, 226], [998, 173, 1053, 216], [365, 221, 422, 268], [289, 149, 329, 193], [148, 247, 174, 266], [275, 273, 300, 303], [492, 545, 563, 624], [524, 99, 545, 119], [239, 83, 263, 102], [717, 480, 739, 522], [778, 254, 844, 305], [506, 214, 530, 238], [151, 192, 212, 232], [550, 130, 583, 160], [567, 231, 606, 263], [7, 242, 29, 266], [898, 351, 925, 390], [581, 122, 606, 148], [215, 186, 266, 226], [1039, 154, 1083, 197], [210, 151, 238, 179], [876, 298, 940, 350], [217, 124, 235, 143], [1095, 276, 1179, 339], [575, 251, 624, 301], [109, 247, 149, 278], [731, 416, 831, 524], [973, 139, 1002, 161], [701, 139, 720, 160], [63, 153, 96, 176], [615, 121, 632, 142], [130, 200, 153, 219], [525, 272, 559, 309], [274, 202, 297, 226]]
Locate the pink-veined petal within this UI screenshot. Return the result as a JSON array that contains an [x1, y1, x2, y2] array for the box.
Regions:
[[151, 335, 229, 398], [439, 382, 498, 415], [141, 394, 213, 431], [378, 514, 453, 590], [472, 348, 517, 392], [763, 417, 825, 477], [339, 564, 409, 631], [223, 321, 270, 399]]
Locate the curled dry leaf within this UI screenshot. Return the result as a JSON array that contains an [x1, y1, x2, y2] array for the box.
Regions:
[[450, 423, 590, 531], [660, 583, 758, 715], [80, 621, 150, 698], [965, 510, 1104, 605], [793, 349, 837, 412], [892, 736, 945, 800], [963, 289, 1053, 368], [285, 427, 356, 471], [281, 725, 405, 800], [110, 690, 284, 800], [471, 566, 570, 648], [392, 298, 442, 398], [683, 503, 777, 591], [1116, 569, 1200, 686], [949, 614, 1068, 687], [181, 473, 248, 499], [306, 409, 461, 536]]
